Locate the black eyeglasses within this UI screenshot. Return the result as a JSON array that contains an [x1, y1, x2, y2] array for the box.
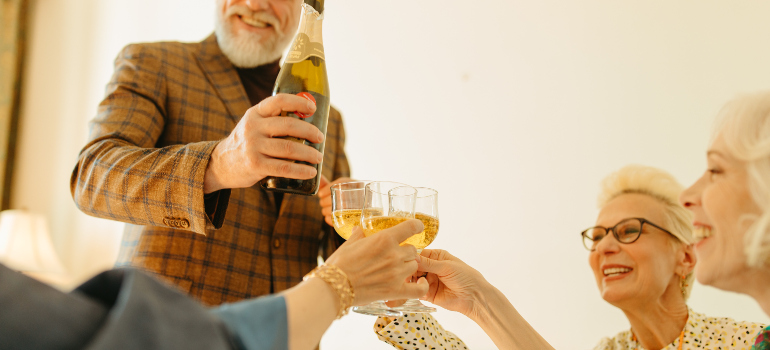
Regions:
[[580, 218, 674, 251]]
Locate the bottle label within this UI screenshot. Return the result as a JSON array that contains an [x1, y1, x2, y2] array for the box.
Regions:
[[285, 33, 325, 63], [295, 92, 316, 119]]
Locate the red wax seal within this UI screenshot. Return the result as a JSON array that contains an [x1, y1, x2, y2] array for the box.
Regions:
[[296, 92, 316, 118]]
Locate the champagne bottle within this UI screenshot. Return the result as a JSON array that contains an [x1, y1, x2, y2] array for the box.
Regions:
[[260, 0, 329, 195]]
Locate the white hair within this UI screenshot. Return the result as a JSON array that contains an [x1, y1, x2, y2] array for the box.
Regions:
[[598, 164, 696, 300], [712, 91, 770, 267]]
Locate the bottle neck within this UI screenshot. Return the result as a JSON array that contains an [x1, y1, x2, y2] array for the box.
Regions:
[[303, 0, 324, 14], [297, 3, 324, 44]]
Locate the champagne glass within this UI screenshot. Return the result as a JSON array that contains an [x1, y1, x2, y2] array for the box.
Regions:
[[353, 181, 417, 317], [330, 181, 369, 240], [389, 187, 439, 313]]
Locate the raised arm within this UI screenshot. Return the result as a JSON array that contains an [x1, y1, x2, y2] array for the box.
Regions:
[[71, 44, 324, 235], [214, 221, 430, 350], [418, 249, 555, 350]]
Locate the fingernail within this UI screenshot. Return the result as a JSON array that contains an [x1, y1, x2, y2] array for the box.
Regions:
[[415, 255, 421, 263], [317, 152, 323, 163], [317, 132, 325, 143], [307, 99, 315, 109]]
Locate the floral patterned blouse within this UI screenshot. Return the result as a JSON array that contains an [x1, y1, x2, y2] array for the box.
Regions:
[[374, 308, 769, 350], [595, 308, 766, 350]]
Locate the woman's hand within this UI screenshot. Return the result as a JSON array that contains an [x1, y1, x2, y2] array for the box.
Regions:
[[417, 249, 490, 319], [325, 221, 430, 306]]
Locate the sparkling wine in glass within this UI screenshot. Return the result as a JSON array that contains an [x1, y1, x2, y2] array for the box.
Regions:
[[331, 181, 369, 240], [389, 187, 439, 313], [352, 181, 416, 317]]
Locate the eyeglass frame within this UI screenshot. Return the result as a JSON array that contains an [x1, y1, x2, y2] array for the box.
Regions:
[[580, 217, 675, 251]]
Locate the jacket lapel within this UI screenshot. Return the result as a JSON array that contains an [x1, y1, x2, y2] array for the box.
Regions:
[[194, 34, 251, 124]]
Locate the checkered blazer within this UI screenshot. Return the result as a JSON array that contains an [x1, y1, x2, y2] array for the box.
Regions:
[[70, 34, 350, 306]]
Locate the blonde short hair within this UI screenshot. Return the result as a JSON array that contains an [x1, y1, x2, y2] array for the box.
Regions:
[[598, 164, 695, 300], [713, 91, 770, 267]]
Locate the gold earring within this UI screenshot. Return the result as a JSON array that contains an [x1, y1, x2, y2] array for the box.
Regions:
[[680, 273, 688, 298]]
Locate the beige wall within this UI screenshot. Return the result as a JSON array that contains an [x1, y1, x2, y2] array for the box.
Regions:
[[14, 0, 216, 285], [13, 0, 770, 348]]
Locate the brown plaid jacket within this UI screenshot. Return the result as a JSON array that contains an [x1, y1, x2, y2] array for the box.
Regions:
[[70, 34, 349, 306]]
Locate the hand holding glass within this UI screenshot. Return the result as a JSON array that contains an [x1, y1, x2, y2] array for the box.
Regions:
[[388, 187, 439, 313], [353, 181, 417, 317]]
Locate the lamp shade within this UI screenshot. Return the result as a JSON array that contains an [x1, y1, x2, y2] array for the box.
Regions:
[[0, 210, 66, 274]]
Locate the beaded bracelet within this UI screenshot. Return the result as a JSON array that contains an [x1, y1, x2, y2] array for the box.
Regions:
[[303, 264, 355, 319]]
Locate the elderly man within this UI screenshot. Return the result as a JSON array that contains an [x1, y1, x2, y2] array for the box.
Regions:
[[70, 0, 349, 306]]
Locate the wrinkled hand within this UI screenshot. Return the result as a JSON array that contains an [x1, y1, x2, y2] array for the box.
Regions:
[[417, 249, 488, 318], [203, 94, 324, 193], [326, 221, 430, 306], [317, 176, 354, 226]]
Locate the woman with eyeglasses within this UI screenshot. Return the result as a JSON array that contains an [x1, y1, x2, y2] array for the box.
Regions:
[[375, 164, 767, 350]]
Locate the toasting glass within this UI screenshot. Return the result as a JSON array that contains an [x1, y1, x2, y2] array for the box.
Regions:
[[352, 181, 417, 317], [330, 181, 369, 240], [388, 187, 439, 313]]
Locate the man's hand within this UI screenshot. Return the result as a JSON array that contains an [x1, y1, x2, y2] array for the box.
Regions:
[[203, 94, 324, 193], [317, 176, 354, 226]]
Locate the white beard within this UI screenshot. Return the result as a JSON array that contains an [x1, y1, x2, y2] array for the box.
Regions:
[[214, 6, 294, 68]]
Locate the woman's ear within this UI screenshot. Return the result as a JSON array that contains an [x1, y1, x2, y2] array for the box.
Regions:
[[678, 243, 697, 275]]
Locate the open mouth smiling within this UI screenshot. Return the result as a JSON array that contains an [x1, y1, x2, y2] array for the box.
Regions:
[[239, 15, 272, 28]]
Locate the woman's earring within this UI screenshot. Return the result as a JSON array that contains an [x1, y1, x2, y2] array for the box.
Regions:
[[680, 273, 688, 298]]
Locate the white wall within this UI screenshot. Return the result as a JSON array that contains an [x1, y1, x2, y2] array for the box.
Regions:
[[14, 0, 770, 349]]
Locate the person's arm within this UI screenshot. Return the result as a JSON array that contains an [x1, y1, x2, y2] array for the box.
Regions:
[[470, 282, 554, 349], [71, 44, 324, 234], [1, 263, 237, 350], [214, 222, 431, 350], [0, 264, 110, 350], [418, 249, 555, 350], [70, 43, 228, 234]]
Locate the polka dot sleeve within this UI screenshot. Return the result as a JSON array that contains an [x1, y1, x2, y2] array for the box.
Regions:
[[374, 313, 468, 350]]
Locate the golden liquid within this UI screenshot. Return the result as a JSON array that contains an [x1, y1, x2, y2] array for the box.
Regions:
[[362, 216, 410, 237], [332, 209, 361, 240], [362, 213, 439, 250], [406, 213, 439, 250]]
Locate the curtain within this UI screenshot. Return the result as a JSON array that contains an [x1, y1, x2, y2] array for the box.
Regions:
[[0, 0, 28, 210]]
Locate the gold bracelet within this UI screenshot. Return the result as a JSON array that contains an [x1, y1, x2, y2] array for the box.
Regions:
[[303, 264, 355, 319]]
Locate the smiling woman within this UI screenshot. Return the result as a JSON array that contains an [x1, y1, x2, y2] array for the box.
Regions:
[[586, 165, 764, 350], [680, 92, 770, 349], [380, 164, 766, 350]]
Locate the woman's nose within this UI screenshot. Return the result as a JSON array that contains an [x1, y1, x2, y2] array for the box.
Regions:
[[680, 175, 704, 209], [594, 232, 620, 254]]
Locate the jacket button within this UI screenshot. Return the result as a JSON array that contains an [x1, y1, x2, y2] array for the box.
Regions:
[[273, 239, 281, 249], [180, 219, 189, 229]]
